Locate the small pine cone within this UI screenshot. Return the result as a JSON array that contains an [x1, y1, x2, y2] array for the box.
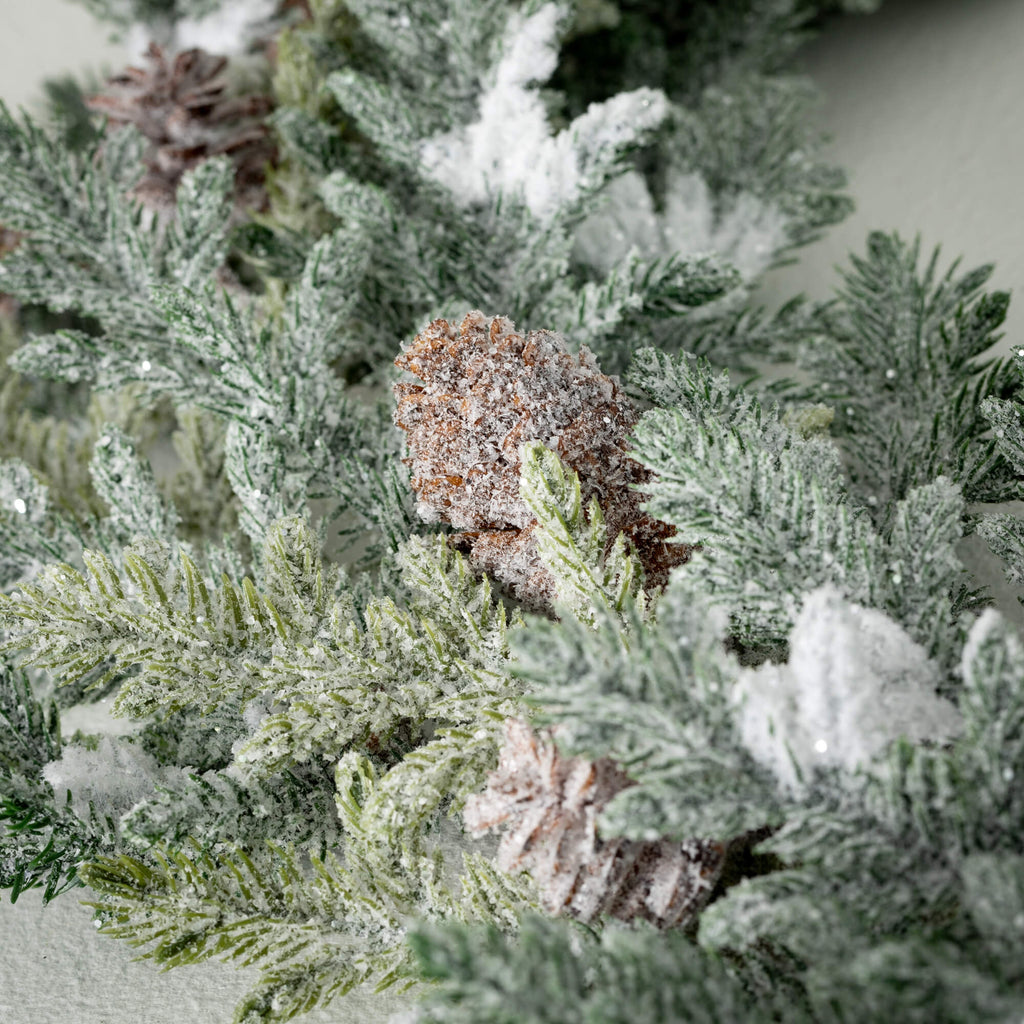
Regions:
[[464, 718, 725, 929], [393, 311, 691, 607], [0, 226, 22, 259], [88, 43, 275, 215]]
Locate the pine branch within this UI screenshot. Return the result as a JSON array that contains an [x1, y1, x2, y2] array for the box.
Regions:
[[236, 534, 523, 777], [518, 442, 650, 626], [90, 425, 180, 543], [410, 912, 759, 1024], [798, 231, 1018, 509], [563, 249, 741, 374], [0, 659, 123, 902], [628, 349, 972, 662], [0, 459, 84, 589], [0, 516, 334, 717], [0, 107, 233, 385], [1, 412, 197, 593], [961, 851, 1024, 981], [856, 609, 1024, 862], [513, 581, 777, 843], [950, 609, 1024, 853], [82, 735, 535, 1023], [121, 762, 344, 856], [80, 840, 404, 1023], [696, 602, 1024, 1022], [671, 76, 853, 248]]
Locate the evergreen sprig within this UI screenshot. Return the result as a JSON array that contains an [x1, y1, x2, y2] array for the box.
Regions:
[[515, 580, 777, 842], [235, 534, 524, 777], [410, 912, 760, 1024], [797, 232, 1019, 510], [0, 659, 124, 902], [81, 839, 404, 1024], [80, 741, 537, 1024], [518, 442, 649, 625], [628, 348, 974, 662], [0, 109, 232, 387], [0, 516, 333, 717]]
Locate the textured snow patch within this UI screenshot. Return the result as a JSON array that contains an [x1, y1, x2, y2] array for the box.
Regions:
[[43, 736, 185, 819], [126, 0, 278, 57], [732, 585, 963, 791], [575, 169, 790, 280], [177, 0, 278, 53]]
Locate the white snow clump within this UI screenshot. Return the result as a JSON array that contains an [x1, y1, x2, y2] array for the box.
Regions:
[[732, 585, 963, 792], [574, 168, 790, 281], [419, 3, 670, 223], [127, 0, 278, 57], [43, 736, 186, 820]]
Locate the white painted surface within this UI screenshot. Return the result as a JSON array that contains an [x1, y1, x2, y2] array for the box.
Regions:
[[1, 0, 1023, 1021]]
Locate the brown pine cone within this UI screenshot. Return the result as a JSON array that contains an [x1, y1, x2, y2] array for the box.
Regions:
[[88, 43, 275, 215], [393, 311, 692, 608], [0, 227, 21, 258], [464, 718, 725, 929]]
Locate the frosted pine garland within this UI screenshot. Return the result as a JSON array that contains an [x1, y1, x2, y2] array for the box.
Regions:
[[3, 2, 1024, 1024]]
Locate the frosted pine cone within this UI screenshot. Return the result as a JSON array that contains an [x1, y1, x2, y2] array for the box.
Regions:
[[393, 311, 691, 607], [0, 226, 21, 259], [464, 719, 725, 929], [88, 43, 275, 215]]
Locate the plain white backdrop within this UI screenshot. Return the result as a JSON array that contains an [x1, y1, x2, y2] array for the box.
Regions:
[[0, 0, 1023, 1021]]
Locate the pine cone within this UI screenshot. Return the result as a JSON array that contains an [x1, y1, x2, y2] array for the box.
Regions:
[[0, 226, 21, 259], [88, 43, 275, 215], [393, 311, 691, 608], [464, 718, 725, 928]]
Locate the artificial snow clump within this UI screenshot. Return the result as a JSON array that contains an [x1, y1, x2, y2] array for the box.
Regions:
[[175, 0, 280, 54], [575, 169, 789, 282], [418, 3, 669, 222], [124, 0, 283, 58], [43, 735, 186, 821], [731, 585, 963, 792]]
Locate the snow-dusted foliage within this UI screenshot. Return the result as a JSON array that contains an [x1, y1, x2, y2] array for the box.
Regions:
[[6, 1, 1024, 1023], [420, 4, 669, 222]]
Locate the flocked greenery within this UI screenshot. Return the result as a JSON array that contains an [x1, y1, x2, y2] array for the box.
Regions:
[[2, 0, 1024, 1022]]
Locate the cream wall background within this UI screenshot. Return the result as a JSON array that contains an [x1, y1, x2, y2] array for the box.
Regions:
[[756, 0, 1024, 344], [0, 0, 1023, 1021], [0, 0, 125, 109]]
